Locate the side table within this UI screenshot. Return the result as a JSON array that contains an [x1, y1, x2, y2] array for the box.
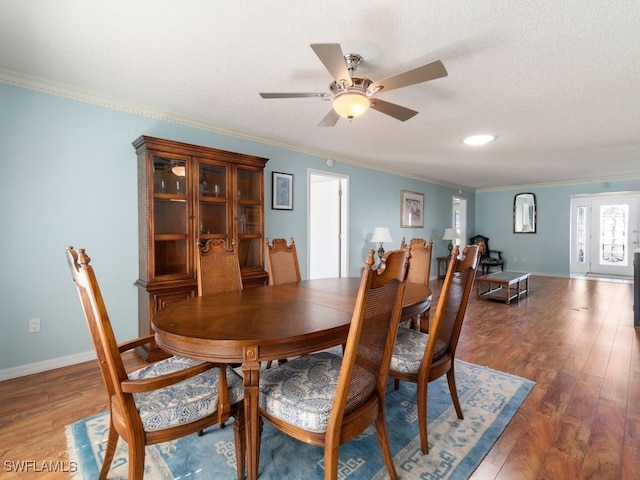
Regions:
[[436, 256, 451, 279]]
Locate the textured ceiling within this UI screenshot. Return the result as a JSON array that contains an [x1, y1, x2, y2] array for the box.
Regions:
[[1, 1, 639, 189]]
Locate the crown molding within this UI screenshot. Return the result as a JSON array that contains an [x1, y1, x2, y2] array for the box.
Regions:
[[475, 174, 640, 193], [0, 68, 470, 192]]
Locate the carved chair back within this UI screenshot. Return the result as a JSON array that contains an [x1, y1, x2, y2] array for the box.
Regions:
[[265, 237, 301, 285], [197, 239, 243, 296]]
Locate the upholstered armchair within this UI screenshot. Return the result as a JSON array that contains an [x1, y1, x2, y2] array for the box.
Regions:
[[469, 234, 504, 275]]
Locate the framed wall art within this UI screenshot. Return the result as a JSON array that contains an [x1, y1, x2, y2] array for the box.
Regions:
[[272, 172, 293, 210], [401, 190, 424, 228]]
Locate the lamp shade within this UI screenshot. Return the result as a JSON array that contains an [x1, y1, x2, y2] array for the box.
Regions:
[[171, 165, 186, 177], [371, 227, 394, 243], [442, 228, 460, 241], [333, 91, 370, 119]]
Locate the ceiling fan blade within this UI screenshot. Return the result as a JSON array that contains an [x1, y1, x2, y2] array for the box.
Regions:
[[318, 109, 340, 127], [370, 60, 447, 93], [310, 43, 353, 87], [260, 92, 328, 99], [369, 99, 418, 121]]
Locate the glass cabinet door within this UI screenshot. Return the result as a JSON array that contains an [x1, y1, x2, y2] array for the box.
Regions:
[[152, 156, 189, 277], [198, 163, 228, 240], [236, 168, 263, 269]]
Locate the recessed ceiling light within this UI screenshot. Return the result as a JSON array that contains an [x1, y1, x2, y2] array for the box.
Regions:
[[463, 134, 496, 146]]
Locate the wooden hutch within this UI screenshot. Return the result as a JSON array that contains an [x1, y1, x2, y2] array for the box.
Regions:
[[133, 136, 269, 361]]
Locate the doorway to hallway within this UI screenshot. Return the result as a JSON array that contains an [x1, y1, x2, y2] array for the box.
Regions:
[[452, 196, 467, 248], [308, 169, 349, 279]]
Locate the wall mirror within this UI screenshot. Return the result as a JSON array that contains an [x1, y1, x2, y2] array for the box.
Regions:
[[514, 193, 537, 233]]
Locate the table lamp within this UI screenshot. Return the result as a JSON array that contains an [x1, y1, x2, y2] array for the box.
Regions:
[[370, 227, 394, 262], [442, 228, 460, 256]]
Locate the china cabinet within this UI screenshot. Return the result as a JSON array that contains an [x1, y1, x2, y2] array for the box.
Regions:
[[133, 136, 268, 361]]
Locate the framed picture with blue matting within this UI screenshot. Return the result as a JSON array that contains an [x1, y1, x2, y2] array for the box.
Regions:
[[272, 172, 293, 210]]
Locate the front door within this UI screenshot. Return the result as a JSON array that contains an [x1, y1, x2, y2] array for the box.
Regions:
[[589, 196, 639, 277], [572, 195, 640, 277]]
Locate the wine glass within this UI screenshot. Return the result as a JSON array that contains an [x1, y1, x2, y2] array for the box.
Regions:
[[213, 184, 221, 197]]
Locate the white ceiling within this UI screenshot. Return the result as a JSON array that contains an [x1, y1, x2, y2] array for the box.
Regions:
[[1, 1, 639, 190]]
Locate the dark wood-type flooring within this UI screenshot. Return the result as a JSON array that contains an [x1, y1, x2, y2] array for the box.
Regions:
[[1, 275, 638, 479]]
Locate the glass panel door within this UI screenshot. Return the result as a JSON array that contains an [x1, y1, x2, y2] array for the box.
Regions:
[[198, 163, 228, 242], [236, 168, 263, 269], [152, 156, 189, 278], [590, 196, 639, 276]]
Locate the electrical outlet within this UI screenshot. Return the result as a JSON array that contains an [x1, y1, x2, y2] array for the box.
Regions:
[[29, 317, 40, 333]]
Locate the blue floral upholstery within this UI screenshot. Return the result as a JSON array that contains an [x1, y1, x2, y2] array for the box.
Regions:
[[391, 327, 450, 374], [128, 356, 244, 432], [259, 352, 374, 433], [390, 327, 428, 373]]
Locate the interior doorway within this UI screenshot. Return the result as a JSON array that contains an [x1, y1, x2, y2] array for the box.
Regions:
[[571, 193, 640, 278], [308, 169, 349, 279], [452, 196, 467, 248]]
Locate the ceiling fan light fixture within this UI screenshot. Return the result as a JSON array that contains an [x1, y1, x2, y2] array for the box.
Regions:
[[332, 91, 370, 119], [463, 134, 496, 146]]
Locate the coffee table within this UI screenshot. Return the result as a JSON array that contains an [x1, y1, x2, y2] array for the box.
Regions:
[[476, 271, 530, 304]]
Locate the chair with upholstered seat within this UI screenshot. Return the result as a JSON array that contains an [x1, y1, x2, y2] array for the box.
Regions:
[[265, 237, 301, 285], [66, 246, 245, 480], [197, 239, 243, 296], [400, 237, 434, 332], [258, 248, 410, 480], [389, 244, 480, 454], [469, 234, 504, 275]]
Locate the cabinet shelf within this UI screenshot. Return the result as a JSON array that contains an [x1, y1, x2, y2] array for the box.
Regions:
[[154, 194, 187, 201], [154, 233, 189, 240]]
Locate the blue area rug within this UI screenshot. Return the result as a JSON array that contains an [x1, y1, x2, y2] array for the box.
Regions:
[[66, 360, 533, 479]]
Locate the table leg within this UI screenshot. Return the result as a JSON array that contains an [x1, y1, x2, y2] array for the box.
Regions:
[[242, 351, 261, 480]]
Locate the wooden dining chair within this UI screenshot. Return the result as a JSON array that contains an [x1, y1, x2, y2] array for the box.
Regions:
[[400, 237, 434, 332], [265, 237, 302, 367], [389, 244, 480, 454], [65, 246, 246, 480], [265, 237, 301, 285], [257, 248, 410, 480], [197, 239, 243, 296]]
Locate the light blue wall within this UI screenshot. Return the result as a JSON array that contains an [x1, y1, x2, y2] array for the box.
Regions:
[[475, 180, 640, 275], [0, 83, 473, 371]]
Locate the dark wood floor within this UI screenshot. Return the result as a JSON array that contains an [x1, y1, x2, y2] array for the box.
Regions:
[[0, 275, 638, 479]]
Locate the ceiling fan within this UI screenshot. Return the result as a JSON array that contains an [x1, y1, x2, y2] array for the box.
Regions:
[[259, 43, 447, 127]]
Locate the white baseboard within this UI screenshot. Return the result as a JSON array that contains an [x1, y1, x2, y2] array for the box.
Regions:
[[0, 350, 96, 382]]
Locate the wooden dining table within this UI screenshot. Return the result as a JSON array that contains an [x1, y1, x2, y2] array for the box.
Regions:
[[152, 277, 431, 480]]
